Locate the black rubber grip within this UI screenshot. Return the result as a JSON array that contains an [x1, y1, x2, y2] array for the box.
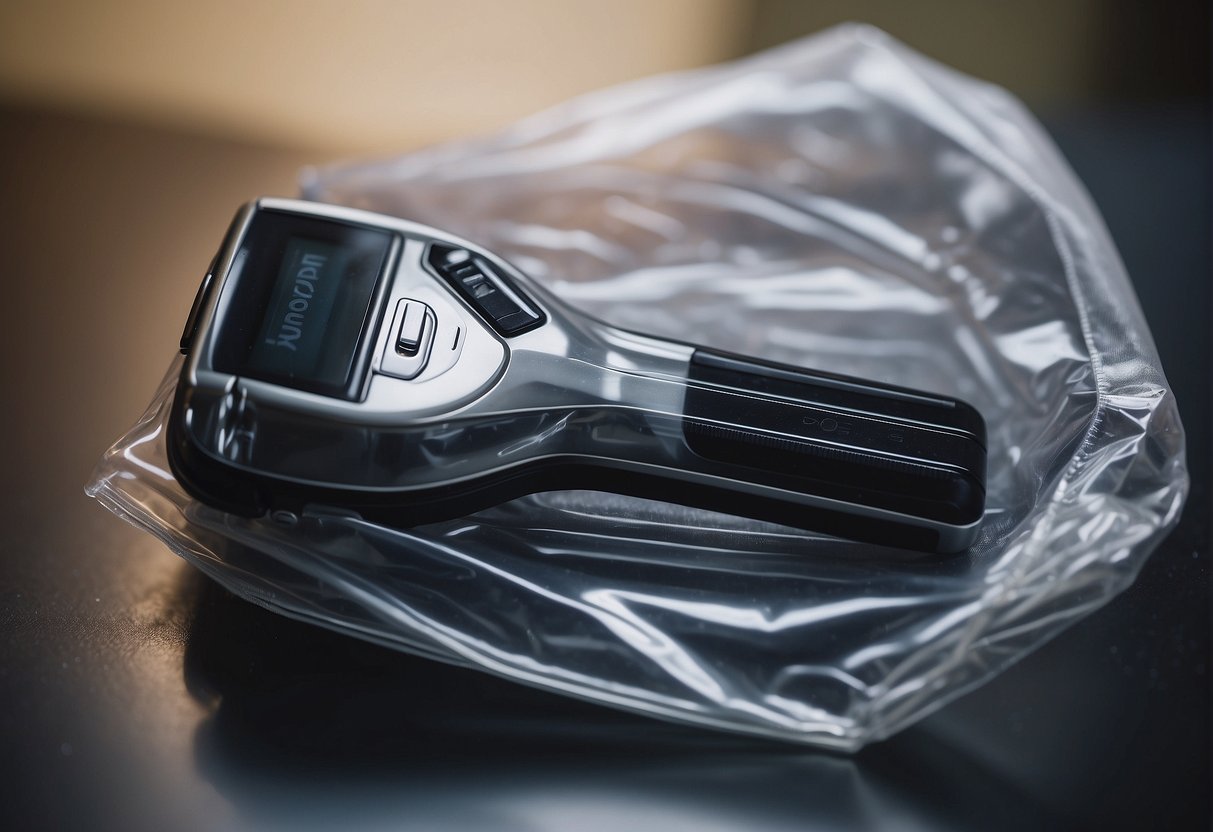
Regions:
[[682, 349, 986, 527]]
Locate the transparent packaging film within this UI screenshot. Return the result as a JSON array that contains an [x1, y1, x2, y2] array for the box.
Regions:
[[88, 25, 1187, 748]]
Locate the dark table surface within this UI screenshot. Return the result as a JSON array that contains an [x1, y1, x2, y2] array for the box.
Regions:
[[1, 103, 1208, 832]]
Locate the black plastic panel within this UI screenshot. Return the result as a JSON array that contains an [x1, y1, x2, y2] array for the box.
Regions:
[[427, 243, 545, 336], [683, 348, 987, 527]]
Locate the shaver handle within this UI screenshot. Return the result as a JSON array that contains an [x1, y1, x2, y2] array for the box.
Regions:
[[665, 348, 987, 552]]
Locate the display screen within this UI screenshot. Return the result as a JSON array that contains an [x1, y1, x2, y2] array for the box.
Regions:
[[247, 237, 352, 384], [211, 211, 394, 399]]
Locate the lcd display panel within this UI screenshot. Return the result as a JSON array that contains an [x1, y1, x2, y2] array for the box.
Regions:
[[211, 211, 394, 400]]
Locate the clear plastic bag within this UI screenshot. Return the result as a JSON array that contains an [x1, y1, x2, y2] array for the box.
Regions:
[[87, 25, 1187, 749]]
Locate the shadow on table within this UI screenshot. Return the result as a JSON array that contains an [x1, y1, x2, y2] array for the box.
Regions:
[[178, 571, 1058, 831]]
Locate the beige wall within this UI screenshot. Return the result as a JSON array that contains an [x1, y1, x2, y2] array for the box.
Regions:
[[0, 1, 1146, 155], [0, 0, 747, 153]]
